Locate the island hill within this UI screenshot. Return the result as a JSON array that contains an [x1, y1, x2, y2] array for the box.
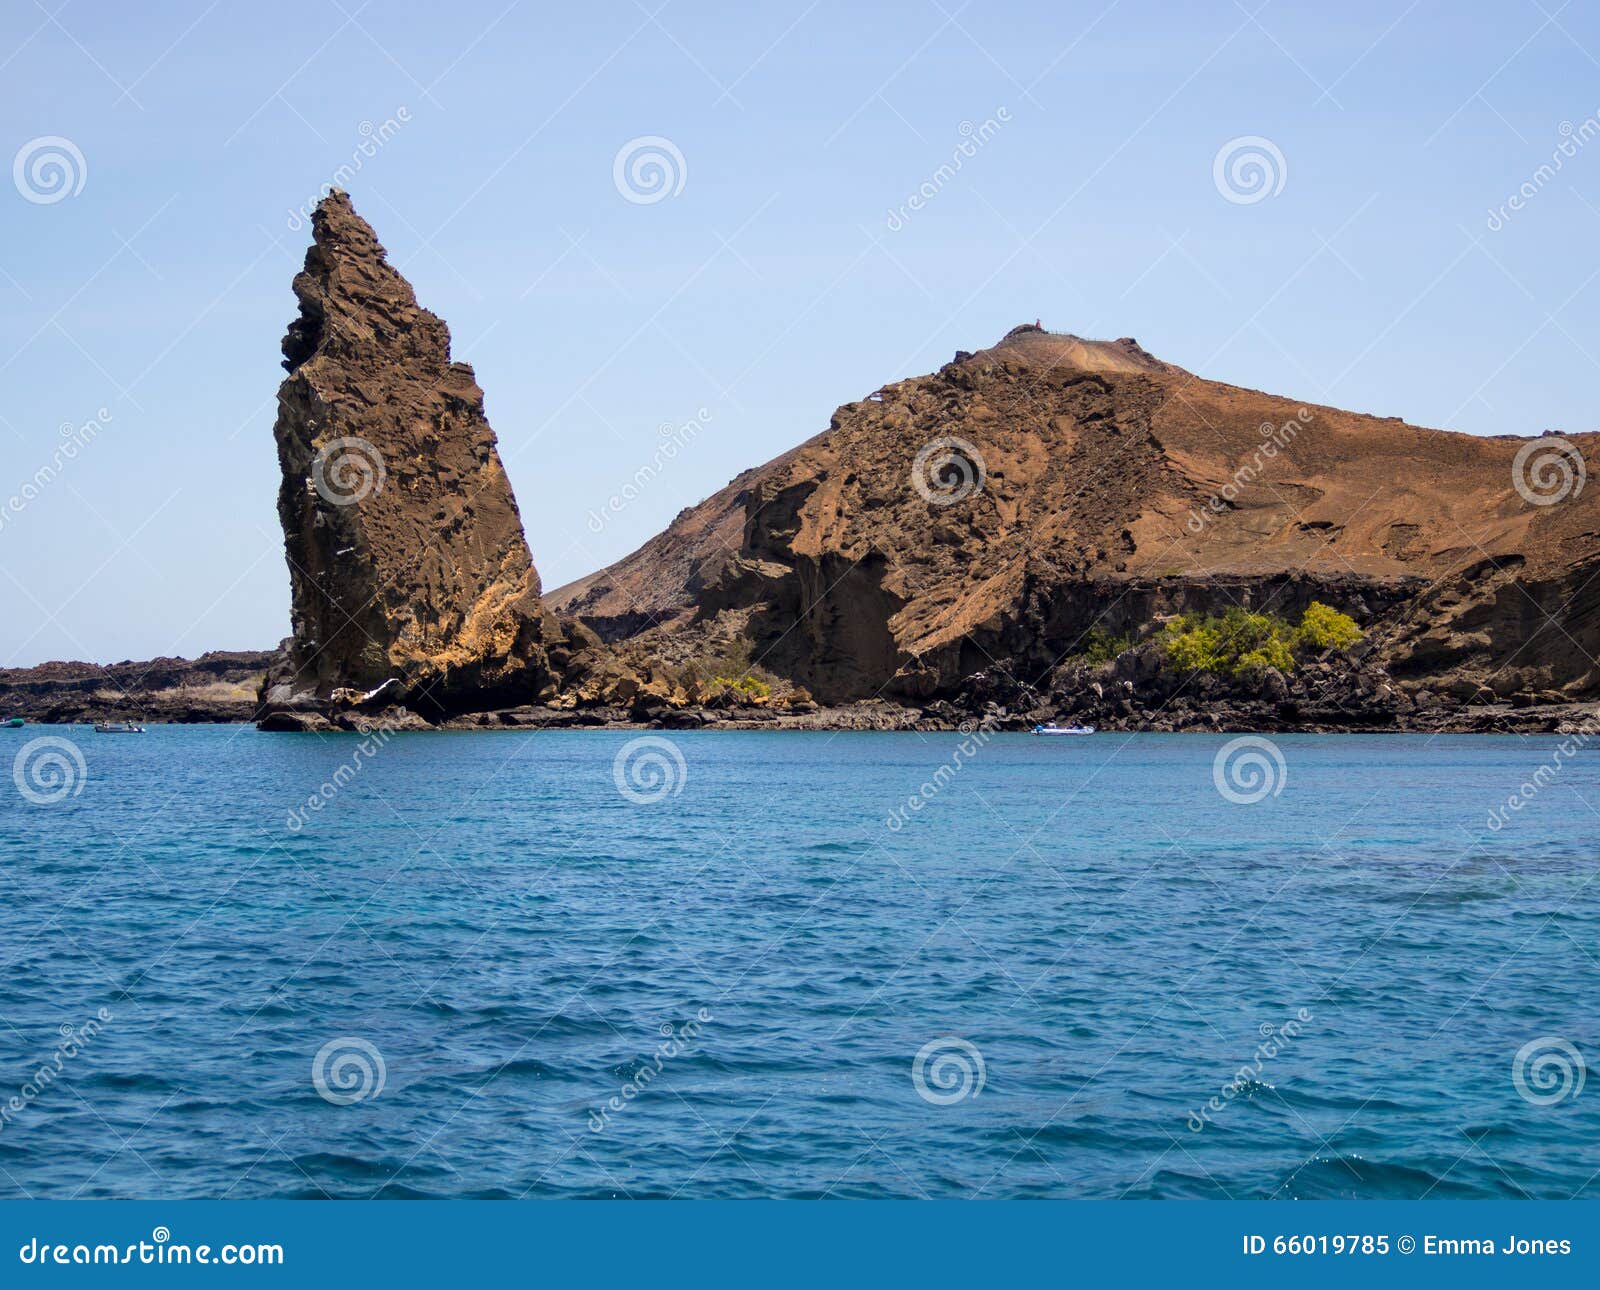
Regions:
[[5, 191, 1599, 734]]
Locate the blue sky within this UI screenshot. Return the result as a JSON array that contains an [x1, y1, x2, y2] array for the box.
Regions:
[[2, 0, 1598, 666]]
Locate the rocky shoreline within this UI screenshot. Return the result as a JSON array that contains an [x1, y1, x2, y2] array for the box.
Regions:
[[0, 651, 277, 726], [5, 649, 1593, 736]]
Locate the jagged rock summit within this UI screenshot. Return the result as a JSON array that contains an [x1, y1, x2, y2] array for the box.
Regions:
[[260, 191, 564, 725]]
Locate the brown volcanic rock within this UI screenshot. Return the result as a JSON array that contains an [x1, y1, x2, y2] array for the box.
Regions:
[[550, 324, 1600, 705], [262, 192, 562, 720]]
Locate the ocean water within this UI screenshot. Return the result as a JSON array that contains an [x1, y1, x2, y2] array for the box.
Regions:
[[1, 725, 1596, 1200]]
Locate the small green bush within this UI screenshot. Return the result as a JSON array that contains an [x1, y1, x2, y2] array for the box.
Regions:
[[711, 673, 771, 699], [1295, 601, 1362, 651]]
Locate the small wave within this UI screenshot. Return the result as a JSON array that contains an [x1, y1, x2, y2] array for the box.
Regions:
[[79, 1071, 177, 1093], [1277, 1154, 1487, 1200]]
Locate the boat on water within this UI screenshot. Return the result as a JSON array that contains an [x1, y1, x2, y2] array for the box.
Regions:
[[1030, 721, 1095, 736], [3, 717, 24, 728], [93, 722, 145, 734]]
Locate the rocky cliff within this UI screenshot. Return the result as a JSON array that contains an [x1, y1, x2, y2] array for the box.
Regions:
[[260, 192, 566, 725], [551, 324, 1600, 729]]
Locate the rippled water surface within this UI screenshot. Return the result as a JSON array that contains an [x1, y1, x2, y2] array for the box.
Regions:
[[3, 726, 1597, 1198]]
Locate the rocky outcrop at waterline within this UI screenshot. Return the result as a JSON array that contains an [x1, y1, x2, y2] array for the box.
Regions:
[[0, 650, 279, 724], [257, 192, 568, 726]]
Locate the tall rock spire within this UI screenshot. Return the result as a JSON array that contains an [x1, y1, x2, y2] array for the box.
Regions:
[[262, 190, 560, 721]]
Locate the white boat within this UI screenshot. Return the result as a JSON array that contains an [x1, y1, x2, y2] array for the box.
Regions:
[[93, 722, 145, 734], [1031, 721, 1094, 736]]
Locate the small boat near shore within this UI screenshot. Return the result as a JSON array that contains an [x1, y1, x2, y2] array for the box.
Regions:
[[3, 717, 24, 728], [93, 722, 145, 734], [1030, 721, 1094, 736]]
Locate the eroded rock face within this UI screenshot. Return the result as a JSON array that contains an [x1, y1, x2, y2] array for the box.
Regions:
[[550, 324, 1600, 707], [262, 191, 562, 719]]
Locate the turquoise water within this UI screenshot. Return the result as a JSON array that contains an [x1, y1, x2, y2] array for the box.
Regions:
[[2, 726, 1596, 1199]]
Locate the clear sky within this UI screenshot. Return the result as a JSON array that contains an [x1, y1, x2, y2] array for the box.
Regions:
[[2, 0, 1598, 666]]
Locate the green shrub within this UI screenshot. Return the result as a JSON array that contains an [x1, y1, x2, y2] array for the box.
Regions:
[[1295, 601, 1362, 651], [672, 637, 782, 701], [1160, 602, 1360, 677], [711, 673, 771, 699]]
